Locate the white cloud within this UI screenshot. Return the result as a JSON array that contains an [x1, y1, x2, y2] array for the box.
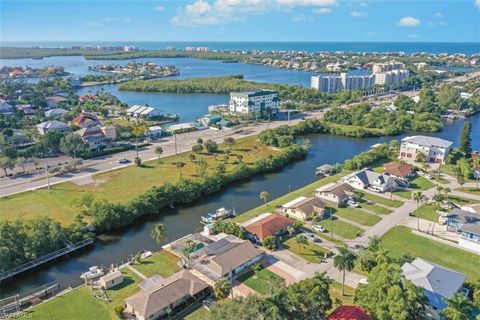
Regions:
[[291, 14, 312, 22], [350, 11, 366, 17], [172, 0, 338, 26], [434, 12, 443, 18], [86, 21, 103, 27], [476, 0, 480, 8], [314, 7, 331, 14], [153, 5, 165, 12], [398, 16, 421, 27], [408, 33, 419, 38]]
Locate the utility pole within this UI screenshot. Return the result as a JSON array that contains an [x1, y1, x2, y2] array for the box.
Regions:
[[44, 159, 50, 192], [174, 133, 178, 155], [221, 126, 224, 144]]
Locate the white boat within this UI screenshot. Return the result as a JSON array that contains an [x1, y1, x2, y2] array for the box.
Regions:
[[80, 266, 104, 280], [200, 207, 233, 224]]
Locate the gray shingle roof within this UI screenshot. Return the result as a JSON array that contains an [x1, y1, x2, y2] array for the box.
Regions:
[[401, 135, 453, 148]]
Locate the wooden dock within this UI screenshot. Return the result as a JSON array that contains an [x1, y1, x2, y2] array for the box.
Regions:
[[0, 238, 94, 282]]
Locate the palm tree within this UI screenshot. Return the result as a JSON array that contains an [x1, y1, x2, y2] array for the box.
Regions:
[[259, 191, 270, 206], [416, 151, 427, 163], [333, 246, 356, 296], [176, 161, 186, 176], [214, 278, 231, 300], [441, 292, 474, 320], [412, 191, 427, 231], [295, 235, 308, 255], [151, 223, 166, 244], [132, 124, 147, 157], [154, 146, 163, 163]]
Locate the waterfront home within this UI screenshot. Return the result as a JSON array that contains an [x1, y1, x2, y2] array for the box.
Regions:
[[99, 270, 123, 290], [45, 95, 68, 109], [229, 90, 280, 118], [71, 113, 101, 128], [327, 305, 372, 320], [75, 125, 113, 151], [401, 258, 467, 312], [36, 120, 71, 135], [244, 213, 293, 242], [442, 207, 480, 253], [45, 108, 68, 118], [315, 182, 355, 206], [166, 122, 199, 134], [400, 136, 453, 164], [103, 104, 124, 116], [281, 196, 327, 221], [125, 270, 209, 320], [145, 126, 162, 138], [198, 114, 222, 127], [188, 235, 264, 287], [383, 162, 413, 179], [342, 169, 395, 193], [126, 105, 164, 119]]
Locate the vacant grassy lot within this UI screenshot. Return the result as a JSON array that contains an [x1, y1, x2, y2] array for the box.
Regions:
[[331, 207, 382, 227], [360, 202, 392, 215], [381, 226, 480, 281], [358, 191, 403, 208], [130, 250, 181, 278], [1, 136, 278, 225], [455, 187, 480, 196], [394, 176, 436, 199], [281, 236, 330, 263], [238, 266, 285, 295], [318, 219, 364, 240], [21, 268, 142, 320], [234, 173, 346, 223], [414, 205, 441, 222]]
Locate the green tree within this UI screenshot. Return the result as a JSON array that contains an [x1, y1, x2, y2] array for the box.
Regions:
[[176, 161, 186, 175], [262, 235, 277, 250], [355, 263, 426, 320], [196, 158, 208, 177], [259, 190, 270, 206], [437, 84, 460, 111], [154, 146, 163, 163], [295, 235, 308, 255], [225, 137, 235, 150], [459, 122, 472, 156], [150, 223, 166, 244], [216, 162, 226, 174], [412, 191, 427, 231], [441, 292, 474, 320], [214, 278, 231, 300], [133, 156, 142, 167], [113, 305, 125, 319], [204, 140, 218, 153], [192, 143, 203, 153], [0, 156, 15, 176], [59, 133, 90, 158], [333, 246, 357, 296], [415, 151, 427, 163], [131, 124, 147, 157]]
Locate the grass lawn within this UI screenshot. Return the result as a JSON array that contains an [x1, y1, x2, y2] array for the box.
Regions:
[[237, 266, 285, 295], [130, 250, 181, 278], [381, 226, 480, 281], [448, 195, 476, 205], [358, 191, 403, 208], [318, 219, 364, 240], [360, 202, 392, 215], [281, 236, 331, 263], [394, 176, 436, 199], [234, 173, 346, 223], [1, 136, 278, 225], [21, 268, 142, 320], [331, 207, 382, 227], [330, 281, 356, 307], [439, 165, 475, 182], [183, 306, 209, 320], [413, 205, 441, 222], [454, 187, 480, 196]]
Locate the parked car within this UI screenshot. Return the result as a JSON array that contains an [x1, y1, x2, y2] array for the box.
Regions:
[[313, 225, 325, 233], [347, 200, 360, 208], [118, 158, 130, 164], [302, 232, 319, 242]]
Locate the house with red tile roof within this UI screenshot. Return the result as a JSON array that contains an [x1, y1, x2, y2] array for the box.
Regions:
[[383, 162, 413, 179], [72, 113, 101, 128], [328, 306, 372, 320], [244, 214, 293, 241]]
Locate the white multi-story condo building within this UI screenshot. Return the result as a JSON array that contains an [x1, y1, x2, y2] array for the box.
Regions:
[[372, 61, 406, 73], [400, 135, 453, 163], [229, 90, 280, 116], [340, 72, 375, 91], [310, 74, 343, 93], [374, 69, 410, 86]]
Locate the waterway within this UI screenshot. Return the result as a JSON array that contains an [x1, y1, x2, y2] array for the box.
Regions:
[[1, 113, 478, 297]]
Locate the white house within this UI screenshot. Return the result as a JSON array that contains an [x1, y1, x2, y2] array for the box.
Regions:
[[145, 126, 162, 138], [36, 120, 71, 135], [315, 182, 355, 206], [281, 196, 327, 220], [342, 169, 396, 193], [400, 136, 453, 164], [126, 105, 164, 119], [99, 270, 123, 290], [45, 108, 68, 118], [229, 90, 280, 117]]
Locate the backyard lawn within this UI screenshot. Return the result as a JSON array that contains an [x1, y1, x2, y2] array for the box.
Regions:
[[358, 191, 403, 208], [237, 266, 285, 295], [281, 236, 331, 263], [1, 136, 278, 225], [183, 305, 210, 320], [331, 207, 382, 227], [130, 250, 181, 278], [318, 219, 364, 240], [413, 205, 441, 222], [21, 268, 142, 320], [360, 202, 392, 215], [329, 281, 356, 307], [234, 173, 346, 223], [394, 176, 435, 199], [455, 187, 480, 196], [381, 226, 480, 281]]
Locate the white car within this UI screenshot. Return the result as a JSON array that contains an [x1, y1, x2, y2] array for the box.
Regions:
[[302, 232, 319, 242], [313, 225, 325, 233], [347, 200, 360, 208], [118, 158, 130, 164]]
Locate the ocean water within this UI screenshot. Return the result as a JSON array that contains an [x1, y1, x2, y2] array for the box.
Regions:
[[2, 41, 480, 55]]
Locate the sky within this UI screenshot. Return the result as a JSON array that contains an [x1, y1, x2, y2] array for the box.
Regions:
[[1, 0, 479, 43]]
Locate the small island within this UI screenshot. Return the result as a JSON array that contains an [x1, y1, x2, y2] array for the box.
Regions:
[[89, 62, 179, 79], [0, 66, 70, 79]]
